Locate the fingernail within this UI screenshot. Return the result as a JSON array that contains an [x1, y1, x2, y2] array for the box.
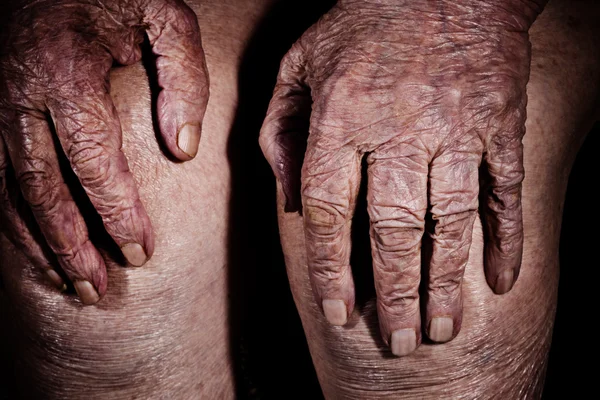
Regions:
[[45, 269, 67, 292], [391, 329, 417, 357], [429, 317, 454, 343], [495, 269, 515, 294], [74, 280, 100, 305], [121, 243, 148, 267], [322, 299, 348, 326], [177, 123, 201, 158]]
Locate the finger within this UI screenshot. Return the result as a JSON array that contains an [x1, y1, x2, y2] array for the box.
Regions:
[[366, 140, 428, 357], [0, 135, 66, 291], [145, 0, 210, 160], [47, 68, 154, 268], [425, 141, 480, 343], [3, 113, 107, 304], [302, 141, 360, 327], [482, 128, 525, 295], [259, 42, 311, 212]]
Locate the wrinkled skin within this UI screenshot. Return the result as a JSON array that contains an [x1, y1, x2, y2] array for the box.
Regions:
[[0, 0, 598, 398], [277, 0, 600, 396], [0, 0, 209, 305], [260, 0, 547, 355], [0, 0, 255, 396]]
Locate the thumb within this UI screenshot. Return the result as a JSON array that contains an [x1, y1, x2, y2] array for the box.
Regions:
[[145, 0, 210, 160], [259, 42, 311, 212]]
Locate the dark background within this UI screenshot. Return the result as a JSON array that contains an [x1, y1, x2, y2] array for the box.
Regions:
[[542, 124, 598, 399]]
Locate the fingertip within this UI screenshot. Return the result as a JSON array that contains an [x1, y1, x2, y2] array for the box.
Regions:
[[74, 280, 100, 306], [484, 243, 522, 295], [428, 316, 455, 343], [494, 269, 515, 295], [78, 245, 108, 300], [311, 271, 355, 327], [377, 305, 422, 357], [121, 242, 148, 267], [106, 200, 154, 268], [176, 122, 201, 160], [44, 269, 67, 292], [425, 289, 463, 343], [322, 299, 348, 326], [390, 329, 418, 357]]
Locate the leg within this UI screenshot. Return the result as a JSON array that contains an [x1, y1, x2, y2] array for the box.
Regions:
[[277, 0, 600, 397], [0, 0, 277, 397]]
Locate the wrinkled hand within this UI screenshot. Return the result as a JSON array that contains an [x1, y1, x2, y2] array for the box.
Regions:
[[260, 0, 545, 356], [0, 0, 209, 304]]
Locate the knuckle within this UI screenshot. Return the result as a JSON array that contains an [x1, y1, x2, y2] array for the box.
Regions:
[[310, 262, 349, 285], [314, 72, 356, 106], [180, 2, 199, 23], [281, 42, 306, 76], [482, 74, 524, 112], [488, 129, 525, 154], [491, 167, 524, 190], [487, 182, 522, 212], [429, 275, 462, 299], [70, 141, 109, 166], [169, 1, 200, 33], [101, 198, 139, 229], [258, 131, 275, 156], [372, 221, 423, 256], [498, 190, 522, 211], [474, 77, 527, 142], [378, 285, 419, 313], [69, 143, 117, 187], [494, 229, 523, 255], [303, 198, 348, 235], [110, 30, 144, 65], [17, 166, 56, 211], [258, 132, 289, 176], [433, 210, 476, 241], [432, 245, 471, 270], [55, 237, 91, 268]]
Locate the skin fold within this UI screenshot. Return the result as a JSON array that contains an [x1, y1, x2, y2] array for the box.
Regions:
[[276, 0, 599, 397], [260, 0, 549, 355], [0, 0, 210, 304]]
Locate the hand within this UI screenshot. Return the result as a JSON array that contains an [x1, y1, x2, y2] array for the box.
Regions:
[[260, 0, 545, 355], [0, 0, 209, 304]]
